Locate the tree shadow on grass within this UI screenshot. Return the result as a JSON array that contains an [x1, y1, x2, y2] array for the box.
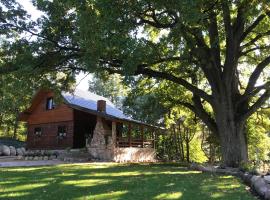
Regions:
[[0, 163, 255, 200]]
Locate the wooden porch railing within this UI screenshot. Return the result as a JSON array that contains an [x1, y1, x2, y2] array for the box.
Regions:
[[116, 137, 154, 148]]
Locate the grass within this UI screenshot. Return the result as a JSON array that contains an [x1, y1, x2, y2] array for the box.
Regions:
[[0, 163, 255, 200]]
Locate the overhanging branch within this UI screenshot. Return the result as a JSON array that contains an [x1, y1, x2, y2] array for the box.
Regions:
[[136, 67, 214, 105], [245, 55, 270, 94], [240, 89, 270, 120]]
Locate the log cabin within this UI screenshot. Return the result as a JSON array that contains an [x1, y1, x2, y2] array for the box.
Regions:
[[19, 89, 158, 162]]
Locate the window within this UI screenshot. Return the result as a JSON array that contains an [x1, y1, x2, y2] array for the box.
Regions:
[[57, 126, 67, 139], [46, 97, 55, 110], [34, 127, 42, 137]]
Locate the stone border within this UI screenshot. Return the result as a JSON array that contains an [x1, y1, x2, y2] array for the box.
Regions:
[[189, 163, 270, 200]]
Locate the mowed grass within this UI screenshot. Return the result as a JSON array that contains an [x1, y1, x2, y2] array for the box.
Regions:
[[0, 163, 255, 200]]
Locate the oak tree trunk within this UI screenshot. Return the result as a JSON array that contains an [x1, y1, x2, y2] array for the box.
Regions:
[[215, 104, 248, 167]]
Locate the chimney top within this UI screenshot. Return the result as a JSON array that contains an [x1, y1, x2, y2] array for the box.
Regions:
[[97, 100, 106, 112]]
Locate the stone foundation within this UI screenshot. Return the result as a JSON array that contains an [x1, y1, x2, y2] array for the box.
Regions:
[[88, 117, 156, 162], [88, 148, 113, 161], [113, 147, 156, 162]]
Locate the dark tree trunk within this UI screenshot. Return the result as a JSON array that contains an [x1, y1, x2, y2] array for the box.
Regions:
[[215, 103, 248, 167], [186, 139, 190, 163], [13, 109, 19, 139]]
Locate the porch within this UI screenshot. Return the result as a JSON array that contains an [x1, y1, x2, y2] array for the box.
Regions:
[[87, 117, 160, 162]]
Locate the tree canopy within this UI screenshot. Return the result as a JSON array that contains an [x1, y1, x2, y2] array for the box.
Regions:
[[1, 0, 270, 167]]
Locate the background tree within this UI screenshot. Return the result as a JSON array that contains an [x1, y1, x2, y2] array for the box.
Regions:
[[88, 74, 129, 108]]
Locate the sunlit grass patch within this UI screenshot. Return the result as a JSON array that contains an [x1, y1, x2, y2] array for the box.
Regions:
[[62, 179, 112, 187], [86, 190, 128, 200], [154, 192, 183, 199]]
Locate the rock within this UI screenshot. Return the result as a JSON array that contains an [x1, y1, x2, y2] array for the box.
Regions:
[[40, 150, 45, 156], [28, 156, 33, 160], [33, 156, 39, 161], [251, 175, 261, 186], [49, 155, 56, 160], [242, 173, 253, 185], [203, 166, 216, 173], [264, 175, 270, 184], [0, 145, 4, 156], [265, 190, 270, 200], [17, 155, 23, 160], [16, 148, 24, 156], [25, 150, 33, 156], [21, 147, 26, 154], [9, 146, 16, 156], [189, 163, 207, 171], [2, 145, 10, 156], [253, 176, 270, 197], [43, 156, 48, 160]]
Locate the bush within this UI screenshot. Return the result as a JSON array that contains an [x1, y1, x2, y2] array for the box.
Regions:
[[0, 137, 25, 148]]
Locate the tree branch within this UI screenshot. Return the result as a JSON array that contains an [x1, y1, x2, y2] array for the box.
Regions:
[[136, 66, 214, 105], [237, 81, 270, 106], [245, 55, 270, 94], [241, 89, 270, 120], [169, 97, 218, 136], [241, 30, 270, 49], [240, 14, 266, 41]]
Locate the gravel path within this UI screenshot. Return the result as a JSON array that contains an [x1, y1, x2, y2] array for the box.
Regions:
[[0, 160, 66, 167]]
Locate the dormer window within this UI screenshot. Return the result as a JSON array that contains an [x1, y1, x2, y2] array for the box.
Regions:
[[46, 97, 55, 110]]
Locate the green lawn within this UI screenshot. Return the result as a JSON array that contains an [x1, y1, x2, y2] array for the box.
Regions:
[[0, 163, 255, 200]]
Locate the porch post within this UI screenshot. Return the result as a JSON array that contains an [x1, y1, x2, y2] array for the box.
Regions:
[[112, 121, 117, 148], [128, 123, 131, 147], [153, 128, 156, 149], [141, 125, 144, 148]]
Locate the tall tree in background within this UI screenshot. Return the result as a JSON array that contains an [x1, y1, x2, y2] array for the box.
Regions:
[[88, 74, 129, 108], [0, 0, 270, 167]]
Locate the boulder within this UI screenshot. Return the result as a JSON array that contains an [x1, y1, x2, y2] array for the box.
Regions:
[[0, 145, 3, 156], [16, 148, 24, 156], [33, 156, 39, 161], [17, 155, 23, 160], [189, 163, 207, 171], [2, 145, 10, 156], [21, 147, 26, 154], [28, 156, 33, 160], [252, 176, 270, 197], [265, 190, 270, 200], [251, 175, 261, 186], [9, 146, 16, 156], [241, 173, 253, 185], [49, 155, 57, 160], [264, 176, 270, 184]]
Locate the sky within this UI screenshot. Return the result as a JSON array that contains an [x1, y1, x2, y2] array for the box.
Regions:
[[20, 0, 92, 91]]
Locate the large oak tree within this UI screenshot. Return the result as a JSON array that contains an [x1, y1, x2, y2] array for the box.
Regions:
[[1, 0, 270, 166]]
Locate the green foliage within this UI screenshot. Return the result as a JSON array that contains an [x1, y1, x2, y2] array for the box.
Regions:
[[89, 74, 129, 108], [0, 137, 25, 148], [189, 136, 208, 163], [247, 110, 270, 161]]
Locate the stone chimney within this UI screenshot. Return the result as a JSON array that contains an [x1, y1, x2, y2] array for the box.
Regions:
[[97, 100, 106, 112]]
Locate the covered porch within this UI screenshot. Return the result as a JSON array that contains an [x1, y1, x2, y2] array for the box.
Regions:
[[87, 116, 160, 162]]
